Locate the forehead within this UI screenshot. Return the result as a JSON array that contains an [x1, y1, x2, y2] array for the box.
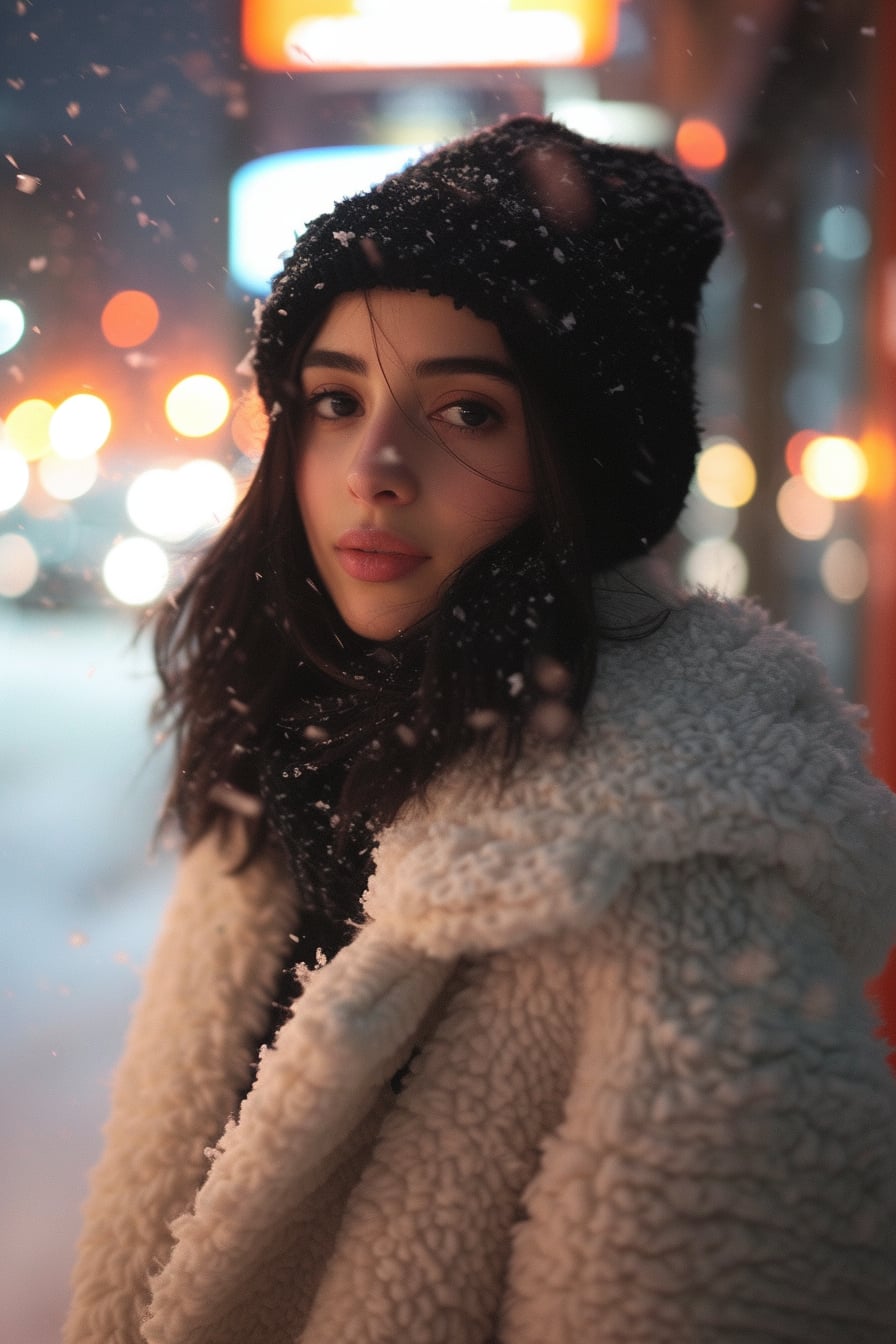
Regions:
[[310, 289, 511, 362]]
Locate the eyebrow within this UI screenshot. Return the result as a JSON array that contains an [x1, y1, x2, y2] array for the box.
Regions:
[[302, 349, 519, 386], [415, 356, 519, 386], [303, 349, 366, 375]]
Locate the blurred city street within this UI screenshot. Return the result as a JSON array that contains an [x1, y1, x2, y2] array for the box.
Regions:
[[1, 606, 175, 1341]]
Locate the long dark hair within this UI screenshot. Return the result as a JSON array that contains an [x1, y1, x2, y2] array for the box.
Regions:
[[150, 295, 663, 862]]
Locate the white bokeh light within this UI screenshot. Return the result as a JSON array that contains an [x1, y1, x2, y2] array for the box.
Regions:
[[126, 468, 192, 542], [0, 446, 30, 512], [102, 536, 170, 606], [819, 205, 870, 261], [793, 288, 844, 346], [545, 97, 674, 149], [49, 393, 112, 459], [776, 475, 835, 541], [38, 451, 99, 501], [681, 539, 749, 598], [820, 538, 868, 603], [801, 435, 868, 501], [126, 459, 237, 542], [0, 299, 26, 356], [177, 459, 237, 531], [0, 532, 39, 598]]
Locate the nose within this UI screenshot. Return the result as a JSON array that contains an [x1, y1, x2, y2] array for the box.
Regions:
[[346, 413, 419, 506]]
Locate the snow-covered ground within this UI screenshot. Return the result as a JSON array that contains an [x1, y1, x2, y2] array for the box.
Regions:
[[0, 605, 175, 1342]]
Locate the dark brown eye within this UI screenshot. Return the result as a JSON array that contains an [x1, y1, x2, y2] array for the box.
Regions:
[[309, 391, 360, 419], [437, 401, 496, 430]]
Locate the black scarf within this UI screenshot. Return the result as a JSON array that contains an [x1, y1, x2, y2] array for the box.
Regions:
[[248, 642, 422, 1065]]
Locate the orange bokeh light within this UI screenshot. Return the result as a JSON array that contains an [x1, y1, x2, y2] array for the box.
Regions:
[[231, 391, 268, 462], [861, 426, 896, 501], [101, 290, 160, 348], [675, 118, 727, 171]]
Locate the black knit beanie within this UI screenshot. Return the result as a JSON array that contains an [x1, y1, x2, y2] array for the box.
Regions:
[[253, 114, 724, 566]]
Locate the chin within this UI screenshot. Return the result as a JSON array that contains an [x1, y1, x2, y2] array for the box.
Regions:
[[341, 608, 420, 643]]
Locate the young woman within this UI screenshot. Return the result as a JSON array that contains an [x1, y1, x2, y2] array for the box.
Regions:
[[66, 115, 896, 1343]]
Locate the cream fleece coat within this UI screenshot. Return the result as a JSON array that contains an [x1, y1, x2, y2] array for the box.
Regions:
[[65, 590, 896, 1343]]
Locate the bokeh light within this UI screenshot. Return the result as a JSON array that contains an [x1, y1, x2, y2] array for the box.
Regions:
[[784, 368, 842, 428], [819, 205, 870, 261], [100, 289, 160, 347], [675, 118, 727, 170], [126, 458, 237, 542], [0, 446, 30, 511], [126, 468, 186, 541], [230, 146, 432, 294], [103, 536, 170, 606], [793, 288, 843, 345], [0, 532, 39, 598], [785, 427, 821, 477], [861, 426, 896, 501], [776, 475, 835, 541], [230, 392, 268, 462], [695, 439, 757, 509], [682, 538, 749, 597], [165, 375, 230, 438], [177, 458, 237, 530], [820, 538, 868, 603], [38, 451, 99, 501], [0, 299, 26, 356], [49, 393, 112, 460], [244, 0, 617, 70], [801, 434, 868, 501], [5, 398, 54, 462], [546, 97, 674, 149]]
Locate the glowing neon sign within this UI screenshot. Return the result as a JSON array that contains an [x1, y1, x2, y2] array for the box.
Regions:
[[242, 0, 617, 71], [229, 144, 430, 294]]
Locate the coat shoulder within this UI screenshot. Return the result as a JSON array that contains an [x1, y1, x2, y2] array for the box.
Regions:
[[366, 592, 896, 977]]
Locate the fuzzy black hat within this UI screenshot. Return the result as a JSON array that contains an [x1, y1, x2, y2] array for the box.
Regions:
[[253, 114, 724, 566]]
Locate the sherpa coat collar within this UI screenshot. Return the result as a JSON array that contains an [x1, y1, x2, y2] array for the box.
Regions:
[[368, 589, 895, 974], [65, 585, 896, 1344]]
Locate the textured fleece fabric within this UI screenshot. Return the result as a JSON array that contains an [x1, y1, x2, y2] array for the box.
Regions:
[[65, 589, 896, 1344]]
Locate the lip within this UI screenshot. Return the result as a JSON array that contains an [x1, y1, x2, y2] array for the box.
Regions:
[[335, 529, 429, 583], [336, 529, 429, 557]]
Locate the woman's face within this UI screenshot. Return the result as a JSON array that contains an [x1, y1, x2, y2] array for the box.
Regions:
[[294, 289, 534, 641]]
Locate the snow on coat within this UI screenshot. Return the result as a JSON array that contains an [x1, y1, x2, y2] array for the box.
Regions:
[[64, 589, 896, 1343]]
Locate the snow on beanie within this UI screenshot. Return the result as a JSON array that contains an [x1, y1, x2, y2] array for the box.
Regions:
[[253, 114, 725, 566]]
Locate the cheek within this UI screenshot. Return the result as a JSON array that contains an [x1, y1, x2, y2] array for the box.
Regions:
[[438, 436, 533, 522], [461, 455, 534, 528], [294, 454, 321, 535], [438, 478, 533, 556]]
